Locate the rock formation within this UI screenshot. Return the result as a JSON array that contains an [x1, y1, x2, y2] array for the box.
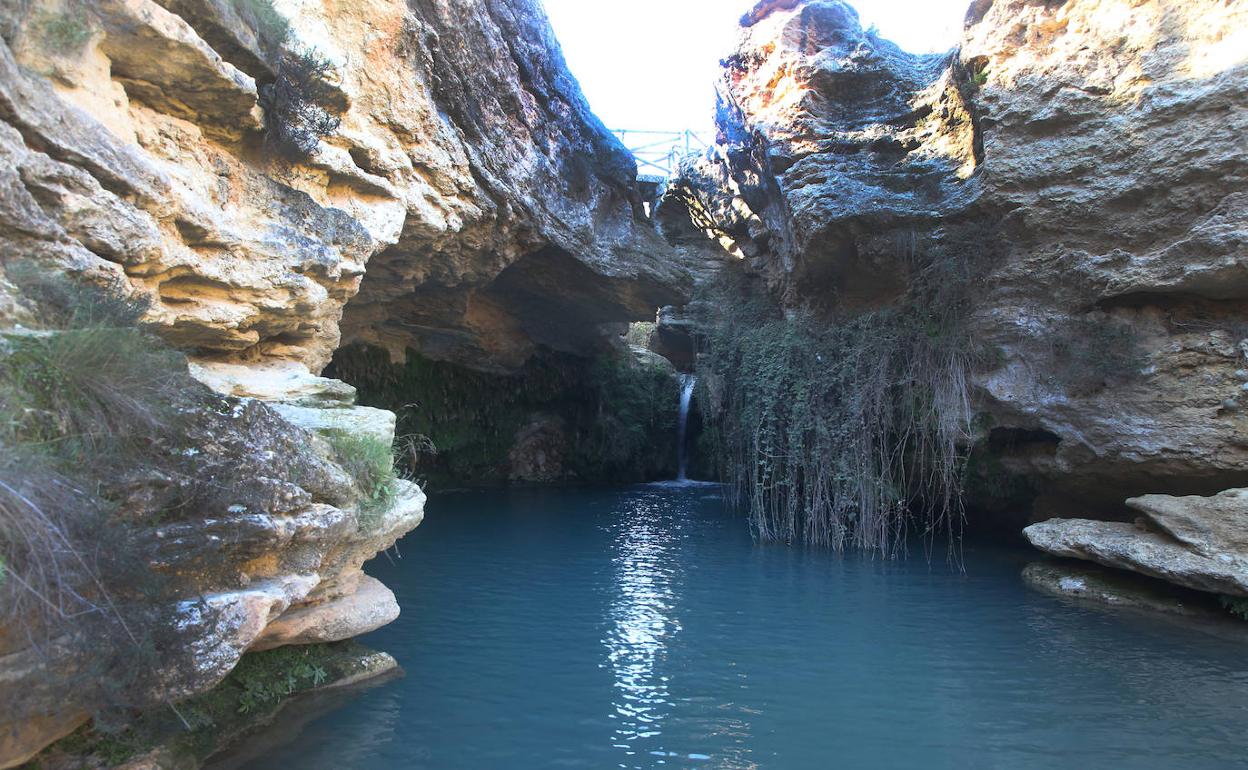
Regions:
[[0, 0, 687, 764], [1025, 489, 1248, 598], [663, 0, 1248, 518], [0, 0, 686, 374]]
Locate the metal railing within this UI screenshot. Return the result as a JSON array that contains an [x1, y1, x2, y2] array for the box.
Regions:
[[611, 129, 711, 180]]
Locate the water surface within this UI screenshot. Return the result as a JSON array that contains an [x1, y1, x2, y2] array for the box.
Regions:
[[218, 486, 1248, 769]]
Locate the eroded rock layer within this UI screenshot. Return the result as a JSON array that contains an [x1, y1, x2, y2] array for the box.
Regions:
[[1025, 489, 1248, 598]]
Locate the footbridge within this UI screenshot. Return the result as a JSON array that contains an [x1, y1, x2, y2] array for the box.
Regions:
[[610, 129, 710, 199]]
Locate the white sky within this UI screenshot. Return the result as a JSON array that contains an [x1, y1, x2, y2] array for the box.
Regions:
[[542, 0, 970, 134]]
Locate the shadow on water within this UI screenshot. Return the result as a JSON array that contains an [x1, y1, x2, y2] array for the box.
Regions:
[[205, 669, 404, 770]]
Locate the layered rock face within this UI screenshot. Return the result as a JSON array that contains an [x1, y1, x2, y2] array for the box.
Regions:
[[0, 0, 686, 374], [0, 0, 684, 764], [669, 0, 1248, 516], [0, 341, 424, 767]]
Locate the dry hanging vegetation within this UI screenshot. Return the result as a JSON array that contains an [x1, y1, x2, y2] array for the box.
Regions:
[[696, 249, 981, 557], [0, 268, 199, 723]]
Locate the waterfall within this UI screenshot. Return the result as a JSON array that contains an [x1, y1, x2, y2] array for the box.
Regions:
[[676, 374, 696, 481]]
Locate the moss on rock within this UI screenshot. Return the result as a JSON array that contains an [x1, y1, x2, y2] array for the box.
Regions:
[[328, 345, 681, 487]]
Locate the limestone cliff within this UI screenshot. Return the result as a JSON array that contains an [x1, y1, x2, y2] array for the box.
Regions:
[[0, 0, 686, 373], [0, 0, 687, 764], [666, 0, 1248, 520]]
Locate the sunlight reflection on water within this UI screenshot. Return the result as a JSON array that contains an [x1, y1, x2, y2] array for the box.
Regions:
[[603, 496, 684, 760]]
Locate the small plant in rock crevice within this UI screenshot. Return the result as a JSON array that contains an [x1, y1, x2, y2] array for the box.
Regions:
[[323, 429, 398, 529], [224, 0, 342, 162], [259, 49, 342, 161]]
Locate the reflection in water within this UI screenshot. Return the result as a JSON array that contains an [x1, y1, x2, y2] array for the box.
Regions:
[[602, 496, 685, 764], [207, 671, 403, 770]]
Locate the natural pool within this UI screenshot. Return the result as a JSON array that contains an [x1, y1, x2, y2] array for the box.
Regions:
[[211, 485, 1248, 769]]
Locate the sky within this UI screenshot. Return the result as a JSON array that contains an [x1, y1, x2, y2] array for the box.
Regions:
[[542, 0, 970, 135]]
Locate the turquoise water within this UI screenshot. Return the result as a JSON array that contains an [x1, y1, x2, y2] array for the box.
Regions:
[[214, 486, 1248, 769]]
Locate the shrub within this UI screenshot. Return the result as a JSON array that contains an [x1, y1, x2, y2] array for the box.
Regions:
[[323, 429, 397, 528], [624, 322, 656, 348], [0, 269, 306, 731], [0, 268, 376, 748], [0, 271, 185, 663], [259, 49, 342, 161]]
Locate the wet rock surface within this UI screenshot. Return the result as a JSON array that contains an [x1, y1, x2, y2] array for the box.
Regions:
[[1022, 561, 1227, 619]]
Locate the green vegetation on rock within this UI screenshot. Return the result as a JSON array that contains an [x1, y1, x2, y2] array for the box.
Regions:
[[1220, 596, 1248, 621], [0, 267, 342, 730], [21, 642, 387, 769], [231, 0, 292, 51], [33, 8, 92, 54], [259, 49, 342, 160], [324, 429, 398, 529], [0, 270, 194, 713], [696, 256, 980, 554]]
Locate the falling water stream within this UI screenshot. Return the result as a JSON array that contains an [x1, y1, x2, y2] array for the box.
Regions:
[[676, 374, 696, 482]]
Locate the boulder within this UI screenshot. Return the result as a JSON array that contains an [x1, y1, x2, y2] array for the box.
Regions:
[[1126, 489, 1248, 559], [1024, 510, 1248, 598]]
